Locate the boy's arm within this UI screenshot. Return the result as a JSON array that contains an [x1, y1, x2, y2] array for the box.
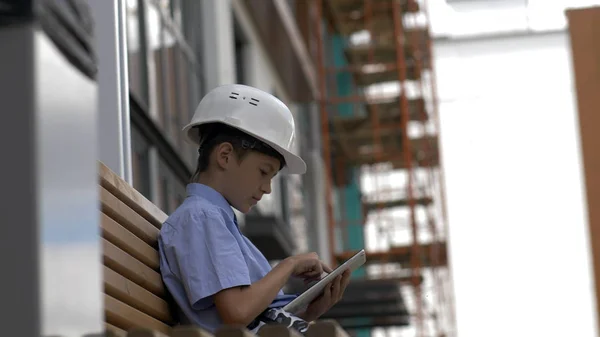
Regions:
[[163, 210, 327, 327], [214, 252, 328, 326], [214, 257, 295, 326]]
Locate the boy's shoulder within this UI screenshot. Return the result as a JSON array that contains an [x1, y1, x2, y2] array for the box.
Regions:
[[161, 195, 232, 231]]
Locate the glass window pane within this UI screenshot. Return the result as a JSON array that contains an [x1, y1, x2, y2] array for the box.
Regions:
[[156, 0, 182, 27], [145, 2, 166, 124], [180, 0, 204, 111], [128, 0, 203, 212], [175, 48, 198, 169], [131, 125, 152, 199], [146, 3, 177, 137], [234, 23, 247, 85], [280, 176, 290, 226], [162, 38, 181, 148], [157, 157, 186, 214], [147, 2, 185, 147], [126, 0, 147, 102]]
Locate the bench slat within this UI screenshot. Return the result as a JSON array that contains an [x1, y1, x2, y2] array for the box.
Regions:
[[306, 321, 349, 337], [257, 325, 302, 337], [103, 238, 165, 297], [104, 266, 173, 324], [106, 323, 127, 337], [105, 294, 172, 335], [216, 326, 256, 337], [172, 326, 215, 337], [101, 186, 159, 247], [126, 328, 171, 337], [101, 212, 159, 271], [99, 162, 167, 228]]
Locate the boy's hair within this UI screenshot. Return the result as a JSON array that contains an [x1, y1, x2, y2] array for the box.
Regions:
[[190, 123, 286, 183]]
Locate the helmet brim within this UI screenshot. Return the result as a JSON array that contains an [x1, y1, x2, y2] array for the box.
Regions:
[[182, 121, 307, 175]]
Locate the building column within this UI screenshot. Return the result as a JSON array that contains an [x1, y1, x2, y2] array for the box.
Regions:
[[201, 0, 236, 90], [88, 0, 133, 184], [302, 102, 333, 265], [87, 0, 133, 184], [567, 7, 600, 335], [1, 1, 103, 335]]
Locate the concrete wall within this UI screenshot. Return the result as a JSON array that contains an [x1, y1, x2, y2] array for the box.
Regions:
[[434, 30, 597, 337], [201, 0, 315, 254], [200, 0, 235, 90], [231, 0, 289, 221]]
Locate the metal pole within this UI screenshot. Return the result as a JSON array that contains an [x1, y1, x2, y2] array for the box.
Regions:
[[305, 101, 332, 262], [404, 1, 444, 335], [89, 0, 133, 185], [118, 0, 133, 185], [391, 0, 423, 336], [422, 0, 457, 333], [314, 0, 338, 266]]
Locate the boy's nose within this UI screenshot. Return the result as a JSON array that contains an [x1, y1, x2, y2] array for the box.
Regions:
[[261, 182, 272, 194]]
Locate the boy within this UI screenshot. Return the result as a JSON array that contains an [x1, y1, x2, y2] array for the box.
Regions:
[[158, 84, 351, 335]]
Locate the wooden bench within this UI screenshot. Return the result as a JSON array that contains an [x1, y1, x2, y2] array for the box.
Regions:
[[99, 161, 173, 336], [97, 161, 348, 337]]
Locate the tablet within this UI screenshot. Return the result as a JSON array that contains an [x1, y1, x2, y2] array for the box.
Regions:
[[283, 249, 366, 315]]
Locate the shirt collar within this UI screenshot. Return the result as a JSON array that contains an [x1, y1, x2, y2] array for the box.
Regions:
[[186, 183, 235, 220]]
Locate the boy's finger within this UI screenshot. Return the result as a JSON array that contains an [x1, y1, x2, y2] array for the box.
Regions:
[[340, 279, 350, 296], [332, 276, 342, 299], [303, 276, 321, 285], [321, 262, 333, 273], [324, 281, 332, 298], [303, 270, 321, 278], [342, 272, 351, 288]]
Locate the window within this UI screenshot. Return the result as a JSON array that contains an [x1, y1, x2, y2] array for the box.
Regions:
[[131, 125, 152, 199], [287, 0, 296, 16], [126, 0, 204, 212], [296, 103, 311, 157], [158, 0, 182, 27], [233, 15, 248, 85], [145, 0, 201, 167], [279, 176, 290, 225], [157, 158, 186, 214], [270, 89, 292, 226], [126, 0, 149, 103]]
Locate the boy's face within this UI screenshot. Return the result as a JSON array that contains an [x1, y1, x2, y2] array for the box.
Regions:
[[221, 148, 280, 213]]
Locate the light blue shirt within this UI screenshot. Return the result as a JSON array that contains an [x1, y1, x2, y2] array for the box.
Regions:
[[158, 183, 296, 332]]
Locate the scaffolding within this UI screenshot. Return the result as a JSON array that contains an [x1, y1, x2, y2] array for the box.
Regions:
[[308, 0, 456, 336]]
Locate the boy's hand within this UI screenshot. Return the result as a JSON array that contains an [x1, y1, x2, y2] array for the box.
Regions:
[[300, 269, 351, 322], [287, 252, 332, 280]]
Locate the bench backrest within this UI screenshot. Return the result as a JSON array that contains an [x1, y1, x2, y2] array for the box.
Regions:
[[98, 162, 174, 336], [96, 161, 350, 337]]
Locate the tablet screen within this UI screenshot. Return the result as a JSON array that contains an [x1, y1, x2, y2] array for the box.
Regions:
[[283, 249, 366, 315]]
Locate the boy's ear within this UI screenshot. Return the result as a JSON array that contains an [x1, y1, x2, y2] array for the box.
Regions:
[[215, 142, 234, 170]]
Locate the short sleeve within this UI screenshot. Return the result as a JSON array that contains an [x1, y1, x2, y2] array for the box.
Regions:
[[162, 210, 251, 310]]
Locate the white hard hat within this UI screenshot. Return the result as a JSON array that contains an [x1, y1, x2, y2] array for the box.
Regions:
[[182, 84, 307, 175]]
